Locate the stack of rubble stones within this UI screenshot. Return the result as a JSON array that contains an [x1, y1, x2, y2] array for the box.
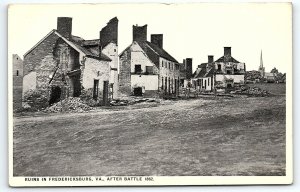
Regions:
[[44, 97, 92, 113]]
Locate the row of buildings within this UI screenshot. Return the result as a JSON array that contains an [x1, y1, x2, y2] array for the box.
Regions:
[[13, 17, 246, 109], [191, 47, 246, 92]]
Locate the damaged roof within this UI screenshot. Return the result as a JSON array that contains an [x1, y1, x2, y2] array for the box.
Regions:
[[194, 67, 207, 78], [194, 63, 214, 78], [215, 55, 240, 63], [24, 30, 111, 61], [81, 39, 100, 46], [70, 39, 111, 61]]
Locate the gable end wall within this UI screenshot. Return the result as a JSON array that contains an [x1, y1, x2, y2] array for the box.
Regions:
[[23, 32, 60, 76]]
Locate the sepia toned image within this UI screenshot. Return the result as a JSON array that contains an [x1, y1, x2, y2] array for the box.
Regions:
[[8, 3, 292, 186]]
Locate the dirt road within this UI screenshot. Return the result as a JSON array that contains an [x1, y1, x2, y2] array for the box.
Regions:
[[13, 95, 286, 176]]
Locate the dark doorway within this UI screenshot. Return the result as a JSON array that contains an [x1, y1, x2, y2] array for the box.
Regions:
[[133, 87, 143, 96], [227, 84, 232, 88], [168, 78, 170, 94], [174, 79, 177, 95], [49, 86, 61, 105], [103, 81, 109, 106], [165, 78, 167, 93], [71, 75, 81, 97], [93, 80, 99, 100]]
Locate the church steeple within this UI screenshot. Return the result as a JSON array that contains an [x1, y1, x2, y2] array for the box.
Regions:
[[259, 50, 265, 77], [260, 50, 263, 68]]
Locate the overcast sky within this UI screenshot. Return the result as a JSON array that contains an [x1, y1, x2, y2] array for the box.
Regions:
[[8, 3, 292, 73]]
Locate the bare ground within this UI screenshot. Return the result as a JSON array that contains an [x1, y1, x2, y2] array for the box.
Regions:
[[13, 92, 286, 176]]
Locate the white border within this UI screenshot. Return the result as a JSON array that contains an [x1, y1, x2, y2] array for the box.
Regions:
[[3, 0, 298, 191]]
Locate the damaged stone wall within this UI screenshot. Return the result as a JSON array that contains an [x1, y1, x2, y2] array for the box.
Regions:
[[23, 32, 60, 76], [102, 42, 119, 98], [81, 57, 110, 102], [22, 34, 84, 109], [22, 32, 60, 109], [13, 54, 23, 109], [119, 48, 132, 96]]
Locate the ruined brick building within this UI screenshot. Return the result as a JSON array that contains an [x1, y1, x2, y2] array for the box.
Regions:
[[22, 17, 119, 108], [13, 54, 23, 109], [119, 25, 180, 97], [193, 47, 246, 92], [179, 58, 193, 88]]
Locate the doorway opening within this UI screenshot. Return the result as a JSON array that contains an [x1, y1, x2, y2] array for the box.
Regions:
[[133, 87, 143, 96], [93, 80, 99, 100], [49, 86, 61, 105]]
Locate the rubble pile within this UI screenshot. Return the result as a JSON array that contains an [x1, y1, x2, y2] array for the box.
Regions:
[[234, 86, 270, 97], [110, 97, 159, 106], [44, 97, 92, 113]]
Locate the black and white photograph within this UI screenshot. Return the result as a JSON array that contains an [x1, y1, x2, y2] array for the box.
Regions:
[[8, 3, 292, 186]]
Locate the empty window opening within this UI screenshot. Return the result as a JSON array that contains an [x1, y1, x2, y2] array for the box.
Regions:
[[135, 65, 142, 74], [145, 66, 153, 75], [218, 64, 221, 70], [16, 70, 19, 76]]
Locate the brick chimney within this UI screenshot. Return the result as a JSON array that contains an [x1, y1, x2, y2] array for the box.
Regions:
[[208, 55, 214, 63], [186, 58, 193, 79], [100, 17, 118, 47], [133, 25, 147, 42], [57, 17, 72, 40], [151, 34, 163, 48], [224, 47, 231, 57]]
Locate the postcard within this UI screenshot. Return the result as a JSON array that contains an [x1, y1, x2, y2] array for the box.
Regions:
[[8, 3, 292, 186]]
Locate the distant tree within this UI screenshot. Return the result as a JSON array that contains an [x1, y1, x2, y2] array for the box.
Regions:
[[271, 67, 279, 74]]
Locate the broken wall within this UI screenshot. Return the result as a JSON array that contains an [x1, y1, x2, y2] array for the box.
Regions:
[[81, 57, 110, 101], [101, 42, 119, 98], [13, 55, 23, 109], [119, 47, 132, 96]]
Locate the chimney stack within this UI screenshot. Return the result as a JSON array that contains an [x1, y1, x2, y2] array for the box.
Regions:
[[100, 17, 118, 47], [224, 47, 231, 57], [208, 55, 214, 63], [57, 17, 72, 40], [133, 25, 147, 42], [151, 34, 163, 48], [186, 58, 193, 79]]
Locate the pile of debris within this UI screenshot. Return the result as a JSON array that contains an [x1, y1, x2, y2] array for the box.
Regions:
[[110, 97, 159, 106], [44, 97, 92, 113], [233, 86, 270, 97]]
